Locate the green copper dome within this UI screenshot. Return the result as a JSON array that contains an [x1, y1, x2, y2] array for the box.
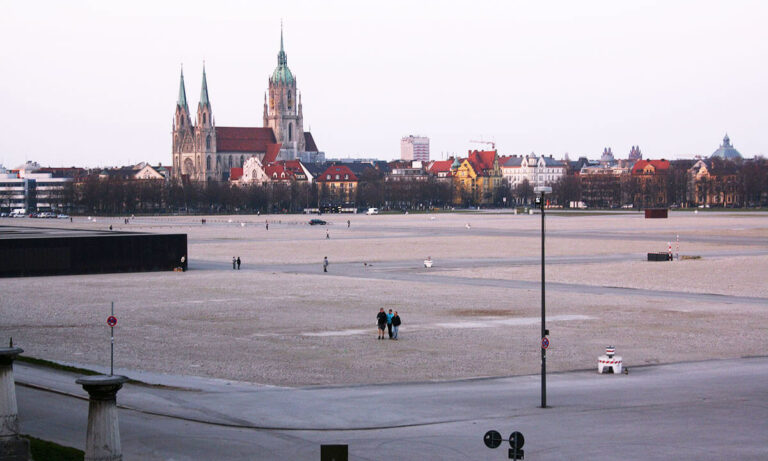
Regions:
[[271, 26, 294, 84]]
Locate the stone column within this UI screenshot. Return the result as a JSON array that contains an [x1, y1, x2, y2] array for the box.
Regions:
[[0, 346, 30, 461], [76, 375, 129, 461]]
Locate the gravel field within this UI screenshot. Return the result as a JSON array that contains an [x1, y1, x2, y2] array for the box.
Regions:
[[1, 211, 767, 386]]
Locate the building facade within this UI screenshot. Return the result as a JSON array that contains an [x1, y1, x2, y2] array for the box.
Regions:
[[400, 136, 430, 162], [501, 154, 566, 190]]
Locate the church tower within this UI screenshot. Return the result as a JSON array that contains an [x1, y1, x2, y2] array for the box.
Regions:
[[195, 65, 217, 181], [263, 25, 305, 157], [172, 67, 196, 180]]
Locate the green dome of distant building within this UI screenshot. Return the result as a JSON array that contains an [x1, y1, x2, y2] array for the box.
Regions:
[[271, 27, 294, 84], [711, 134, 742, 160]]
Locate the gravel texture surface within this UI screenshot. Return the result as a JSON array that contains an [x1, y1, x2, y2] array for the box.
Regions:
[[1, 211, 766, 386]]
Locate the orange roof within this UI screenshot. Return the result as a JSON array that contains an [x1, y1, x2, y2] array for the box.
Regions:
[[261, 143, 283, 164], [631, 159, 670, 175], [230, 167, 243, 181], [428, 160, 453, 173], [317, 165, 358, 182], [467, 150, 497, 175]]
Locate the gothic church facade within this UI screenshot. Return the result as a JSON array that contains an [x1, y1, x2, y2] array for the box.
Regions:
[[172, 29, 318, 182]]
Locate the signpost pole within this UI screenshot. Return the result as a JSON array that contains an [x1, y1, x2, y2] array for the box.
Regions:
[[540, 191, 547, 409], [110, 302, 114, 376]]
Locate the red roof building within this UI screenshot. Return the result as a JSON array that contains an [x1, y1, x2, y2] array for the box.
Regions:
[[631, 159, 670, 175], [215, 127, 277, 153]]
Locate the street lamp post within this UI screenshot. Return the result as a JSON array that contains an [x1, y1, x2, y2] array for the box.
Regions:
[[534, 186, 551, 408]]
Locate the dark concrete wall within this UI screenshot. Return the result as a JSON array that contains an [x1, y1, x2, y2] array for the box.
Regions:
[[0, 233, 187, 277]]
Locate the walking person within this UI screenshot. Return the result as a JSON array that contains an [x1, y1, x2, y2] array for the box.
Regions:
[[386, 309, 394, 339], [236, 256, 241, 270], [347, 219, 350, 228], [326, 229, 330, 239], [266, 221, 269, 230], [392, 311, 401, 340], [323, 256, 329, 273], [376, 308, 388, 340], [232, 257, 236, 270]]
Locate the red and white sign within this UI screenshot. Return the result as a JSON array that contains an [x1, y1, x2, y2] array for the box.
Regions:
[[107, 315, 117, 327], [541, 337, 549, 349]]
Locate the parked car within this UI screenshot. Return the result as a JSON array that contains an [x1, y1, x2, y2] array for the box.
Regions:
[[365, 208, 379, 215], [309, 219, 327, 226], [57, 214, 70, 219]]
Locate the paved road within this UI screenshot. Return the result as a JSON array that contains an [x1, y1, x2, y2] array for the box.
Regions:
[[15, 357, 768, 460]]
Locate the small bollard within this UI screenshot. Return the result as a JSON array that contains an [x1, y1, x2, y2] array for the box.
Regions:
[[320, 444, 348, 461], [0, 345, 31, 461], [76, 375, 129, 461]]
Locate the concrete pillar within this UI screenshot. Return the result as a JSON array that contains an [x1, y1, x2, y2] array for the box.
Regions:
[[76, 375, 129, 461], [0, 346, 30, 461]]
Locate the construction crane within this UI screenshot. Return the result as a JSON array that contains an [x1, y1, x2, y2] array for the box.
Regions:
[[470, 139, 496, 150]]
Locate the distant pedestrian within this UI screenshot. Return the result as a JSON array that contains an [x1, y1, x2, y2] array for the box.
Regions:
[[347, 219, 350, 228], [236, 256, 241, 270], [326, 229, 330, 239], [376, 308, 387, 340], [392, 311, 401, 340], [232, 257, 236, 270], [70, 217, 73, 223], [109, 225, 112, 231], [323, 256, 329, 273], [265, 221, 269, 230], [386, 309, 394, 339]]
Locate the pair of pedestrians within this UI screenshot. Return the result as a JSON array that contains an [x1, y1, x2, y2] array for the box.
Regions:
[[376, 308, 401, 340], [232, 256, 241, 270]]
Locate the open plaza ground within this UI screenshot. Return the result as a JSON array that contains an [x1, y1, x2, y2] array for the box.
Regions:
[[2, 210, 766, 387]]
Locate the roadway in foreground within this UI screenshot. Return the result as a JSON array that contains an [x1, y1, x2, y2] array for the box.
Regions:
[[15, 356, 768, 460]]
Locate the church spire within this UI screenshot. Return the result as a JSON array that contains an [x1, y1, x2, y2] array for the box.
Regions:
[[199, 63, 210, 108], [277, 22, 287, 66], [177, 66, 189, 111]]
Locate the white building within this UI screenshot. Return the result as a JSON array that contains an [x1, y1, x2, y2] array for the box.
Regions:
[[0, 163, 73, 212], [401, 135, 430, 162], [501, 154, 566, 189]]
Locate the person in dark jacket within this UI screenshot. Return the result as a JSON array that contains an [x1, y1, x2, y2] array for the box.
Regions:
[[236, 256, 241, 270], [376, 308, 387, 340], [386, 309, 394, 339], [392, 311, 401, 340]]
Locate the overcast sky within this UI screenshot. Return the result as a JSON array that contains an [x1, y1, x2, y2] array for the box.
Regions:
[[1, 0, 766, 168]]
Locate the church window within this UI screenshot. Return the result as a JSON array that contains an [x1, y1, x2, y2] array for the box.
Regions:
[[240, 155, 244, 167], [206, 135, 211, 150], [203, 113, 207, 124], [228, 157, 232, 168], [206, 156, 211, 170], [289, 123, 293, 142], [217, 155, 221, 169]]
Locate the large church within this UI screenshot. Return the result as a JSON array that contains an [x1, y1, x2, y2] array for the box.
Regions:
[[171, 28, 320, 182]]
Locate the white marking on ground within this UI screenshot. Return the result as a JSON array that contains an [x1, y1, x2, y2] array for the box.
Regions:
[[301, 315, 592, 337]]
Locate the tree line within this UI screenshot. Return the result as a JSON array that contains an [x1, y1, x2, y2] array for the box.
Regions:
[[47, 157, 768, 215]]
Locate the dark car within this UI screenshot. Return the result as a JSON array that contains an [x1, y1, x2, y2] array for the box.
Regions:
[[309, 219, 327, 226]]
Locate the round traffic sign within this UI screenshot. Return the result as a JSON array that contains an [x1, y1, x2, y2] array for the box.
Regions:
[[483, 430, 502, 449], [541, 336, 549, 349], [509, 431, 525, 449], [107, 315, 117, 327]]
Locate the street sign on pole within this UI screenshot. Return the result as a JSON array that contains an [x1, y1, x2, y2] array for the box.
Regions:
[[484, 430, 502, 449], [541, 337, 549, 349], [108, 302, 116, 376]]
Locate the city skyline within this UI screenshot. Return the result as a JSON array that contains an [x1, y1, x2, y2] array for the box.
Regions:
[[1, 0, 767, 169]]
